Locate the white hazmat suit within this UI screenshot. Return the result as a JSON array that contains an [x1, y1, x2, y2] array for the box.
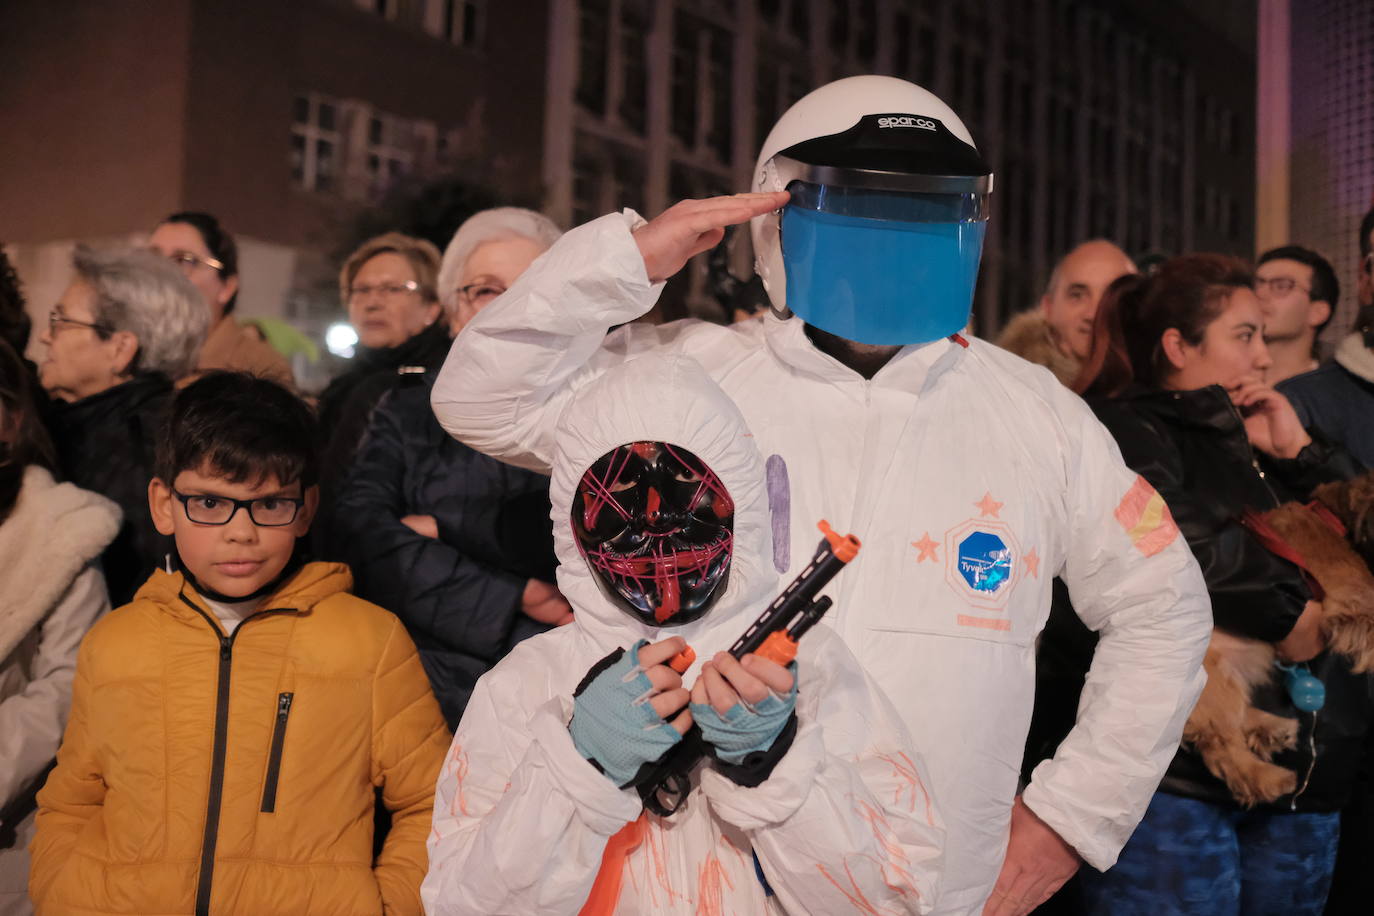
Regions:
[[431, 212, 1213, 913], [422, 355, 945, 915]]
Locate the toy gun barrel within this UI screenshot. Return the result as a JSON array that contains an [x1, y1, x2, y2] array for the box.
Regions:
[[728, 521, 860, 660]]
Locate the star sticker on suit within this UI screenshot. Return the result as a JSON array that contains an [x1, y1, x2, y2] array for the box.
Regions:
[[912, 532, 939, 563], [1024, 547, 1040, 578], [974, 491, 1004, 519]]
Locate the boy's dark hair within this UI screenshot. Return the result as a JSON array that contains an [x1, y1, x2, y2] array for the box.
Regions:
[[1257, 244, 1339, 336], [156, 371, 318, 489]]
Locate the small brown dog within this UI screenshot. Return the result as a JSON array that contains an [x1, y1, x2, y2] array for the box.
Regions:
[[1183, 470, 1374, 807]]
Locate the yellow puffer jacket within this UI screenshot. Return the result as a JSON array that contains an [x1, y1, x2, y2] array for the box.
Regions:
[[29, 563, 450, 916]]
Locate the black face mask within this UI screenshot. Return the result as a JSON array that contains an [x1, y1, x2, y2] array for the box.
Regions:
[[572, 441, 733, 627]]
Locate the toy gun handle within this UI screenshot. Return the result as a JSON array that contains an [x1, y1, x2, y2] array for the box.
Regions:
[[641, 521, 860, 817]]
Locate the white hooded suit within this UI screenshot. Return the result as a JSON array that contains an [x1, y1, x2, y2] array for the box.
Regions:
[[431, 212, 1213, 913], [422, 356, 944, 915]]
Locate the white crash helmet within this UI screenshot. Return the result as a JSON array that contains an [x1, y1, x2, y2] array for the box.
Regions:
[[749, 75, 994, 345]]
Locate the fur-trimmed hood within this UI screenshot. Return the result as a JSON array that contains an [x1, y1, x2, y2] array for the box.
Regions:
[[1334, 330, 1374, 385], [0, 466, 121, 661], [993, 310, 1082, 387]]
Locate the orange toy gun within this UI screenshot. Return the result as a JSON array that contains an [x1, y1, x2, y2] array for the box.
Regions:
[[635, 521, 862, 816]]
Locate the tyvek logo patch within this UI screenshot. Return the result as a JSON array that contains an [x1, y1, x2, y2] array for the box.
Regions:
[[943, 513, 1021, 613], [956, 531, 1013, 593]]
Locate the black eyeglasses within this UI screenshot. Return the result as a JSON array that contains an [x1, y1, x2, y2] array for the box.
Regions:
[[47, 308, 113, 336], [457, 283, 506, 307], [173, 489, 305, 526]]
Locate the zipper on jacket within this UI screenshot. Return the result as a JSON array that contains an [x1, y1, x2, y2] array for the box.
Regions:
[[1223, 399, 1281, 506], [179, 593, 293, 916], [1221, 400, 1322, 805], [259, 692, 295, 813]]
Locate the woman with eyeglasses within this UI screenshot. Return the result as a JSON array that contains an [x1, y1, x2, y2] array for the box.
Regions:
[[147, 211, 294, 387], [314, 233, 447, 556], [0, 338, 120, 915], [1067, 254, 1368, 915], [332, 209, 565, 726], [37, 246, 208, 605]]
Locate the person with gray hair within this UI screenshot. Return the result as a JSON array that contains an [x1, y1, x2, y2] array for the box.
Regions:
[[436, 206, 562, 332], [331, 208, 566, 726], [37, 245, 209, 604]]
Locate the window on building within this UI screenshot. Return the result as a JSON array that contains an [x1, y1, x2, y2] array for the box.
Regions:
[[671, 12, 701, 146], [894, 12, 913, 76], [915, 23, 936, 86], [788, 0, 809, 40], [366, 113, 415, 199], [572, 153, 602, 227], [576, 0, 610, 116], [705, 25, 733, 162], [755, 64, 779, 154], [855, 0, 877, 62], [948, 45, 965, 106], [829, 0, 850, 56], [439, 0, 484, 47], [619, 1, 649, 134], [290, 93, 342, 193]]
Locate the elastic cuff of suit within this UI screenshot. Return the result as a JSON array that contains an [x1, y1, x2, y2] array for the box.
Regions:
[[710, 713, 799, 787]]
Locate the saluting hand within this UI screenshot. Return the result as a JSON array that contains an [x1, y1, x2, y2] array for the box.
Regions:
[[633, 192, 790, 284]]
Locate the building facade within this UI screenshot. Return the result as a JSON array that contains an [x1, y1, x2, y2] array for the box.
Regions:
[[2, 0, 1259, 362], [544, 0, 1257, 329], [1258, 0, 1374, 354], [0, 0, 548, 386]]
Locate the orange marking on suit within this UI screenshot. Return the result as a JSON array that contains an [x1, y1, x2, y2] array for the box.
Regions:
[[877, 751, 935, 826], [446, 745, 470, 817], [694, 851, 735, 916], [1114, 475, 1180, 557]]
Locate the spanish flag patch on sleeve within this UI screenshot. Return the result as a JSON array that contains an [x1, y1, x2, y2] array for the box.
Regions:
[[1114, 475, 1180, 557]]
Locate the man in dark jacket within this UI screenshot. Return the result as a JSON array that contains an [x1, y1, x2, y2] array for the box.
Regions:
[[1277, 206, 1374, 916], [1279, 207, 1374, 470], [334, 372, 563, 727]]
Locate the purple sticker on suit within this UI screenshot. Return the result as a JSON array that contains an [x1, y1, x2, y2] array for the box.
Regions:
[[765, 454, 790, 573]]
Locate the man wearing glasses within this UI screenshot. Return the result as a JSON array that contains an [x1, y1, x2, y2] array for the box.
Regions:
[[1278, 207, 1374, 469], [1253, 245, 1339, 384]]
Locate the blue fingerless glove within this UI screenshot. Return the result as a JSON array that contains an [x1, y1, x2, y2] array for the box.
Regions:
[[569, 640, 684, 787], [690, 665, 799, 765]]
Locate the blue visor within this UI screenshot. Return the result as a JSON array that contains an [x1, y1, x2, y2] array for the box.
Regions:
[[781, 181, 988, 345]]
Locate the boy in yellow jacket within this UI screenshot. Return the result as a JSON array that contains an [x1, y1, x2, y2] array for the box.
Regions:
[[29, 372, 449, 916]]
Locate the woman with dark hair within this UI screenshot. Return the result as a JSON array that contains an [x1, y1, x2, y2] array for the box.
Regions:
[[148, 211, 294, 386], [0, 338, 119, 915], [1071, 254, 1369, 914]]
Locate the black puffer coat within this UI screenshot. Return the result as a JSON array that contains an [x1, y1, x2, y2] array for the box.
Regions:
[[315, 321, 453, 557], [333, 373, 556, 727], [47, 373, 172, 606], [1031, 384, 1371, 813]]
